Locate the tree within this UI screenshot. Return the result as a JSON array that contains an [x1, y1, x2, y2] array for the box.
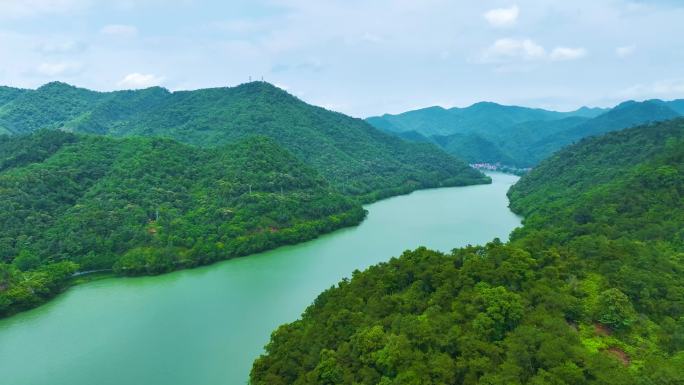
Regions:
[[13, 250, 41, 271], [594, 288, 636, 330]]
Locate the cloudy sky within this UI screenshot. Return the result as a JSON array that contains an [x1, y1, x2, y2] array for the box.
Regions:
[[1, 0, 683, 116]]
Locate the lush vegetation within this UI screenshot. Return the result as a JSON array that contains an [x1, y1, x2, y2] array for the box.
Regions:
[[368, 100, 683, 168], [0, 130, 367, 317], [0, 82, 488, 200], [432, 133, 517, 166], [367, 103, 600, 137], [250, 118, 684, 384], [0, 82, 490, 318]]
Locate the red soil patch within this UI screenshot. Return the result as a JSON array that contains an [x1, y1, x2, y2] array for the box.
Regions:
[[594, 323, 612, 336], [605, 347, 630, 366]]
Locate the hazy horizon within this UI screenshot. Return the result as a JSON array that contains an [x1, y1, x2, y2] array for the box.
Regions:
[[7, 79, 684, 119], [1, 0, 683, 117]]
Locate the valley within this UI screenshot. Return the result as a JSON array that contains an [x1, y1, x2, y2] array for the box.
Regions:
[[2, 2, 683, 384], [252, 118, 684, 385], [0, 173, 520, 385]]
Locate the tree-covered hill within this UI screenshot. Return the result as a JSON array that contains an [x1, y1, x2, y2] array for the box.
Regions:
[[0, 82, 488, 200], [0, 86, 26, 109], [367, 102, 596, 138], [508, 118, 684, 216], [250, 118, 684, 384], [432, 132, 517, 166], [368, 100, 683, 168], [0, 130, 366, 317]]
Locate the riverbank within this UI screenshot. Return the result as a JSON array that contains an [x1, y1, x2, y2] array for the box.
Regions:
[[0, 173, 520, 385]]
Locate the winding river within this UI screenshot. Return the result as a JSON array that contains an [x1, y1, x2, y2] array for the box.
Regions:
[[0, 173, 520, 385]]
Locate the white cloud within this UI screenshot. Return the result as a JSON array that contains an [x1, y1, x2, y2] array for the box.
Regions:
[[620, 78, 684, 99], [484, 5, 519, 27], [482, 39, 587, 64], [550, 47, 587, 61], [100, 24, 138, 38], [37, 40, 87, 54], [483, 38, 545, 62], [0, 0, 86, 18], [35, 61, 83, 76], [651, 79, 684, 94], [117, 73, 165, 89], [616, 45, 636, 58]]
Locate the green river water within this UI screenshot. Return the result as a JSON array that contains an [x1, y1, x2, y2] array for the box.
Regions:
[[0, 173, 520, 385]]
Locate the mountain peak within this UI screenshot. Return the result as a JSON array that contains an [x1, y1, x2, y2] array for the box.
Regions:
[[612, 99, 677, 114], [236, 81, 286, 93], [614, 100, 639, 110], [225, 81, 298, 102], [38, 81, 77, 91], [463, 101, 504, 111], [470, 101, 501, 107]]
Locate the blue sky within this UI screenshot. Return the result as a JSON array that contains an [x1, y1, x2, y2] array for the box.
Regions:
[[1, 0, 683, 116]]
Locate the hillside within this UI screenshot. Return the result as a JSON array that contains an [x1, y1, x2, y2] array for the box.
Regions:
[[0, 130, 366, 317], [0, 82, 488, 200], [367, 103, 590, 138], [432, 132, 517, 165], [508, 118, 684, 215], [368, 100, 682, 167], [250, 118, 684, 384], [552, 100, 681, 148]]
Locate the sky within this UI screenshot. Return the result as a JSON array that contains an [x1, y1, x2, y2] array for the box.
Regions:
[[1, 0, 683, 117]]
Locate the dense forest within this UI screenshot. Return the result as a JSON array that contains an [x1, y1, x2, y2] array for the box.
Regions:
[[0, 130, 367, 317], [368, 99, 683, 168], [0, 82, 488, 200], [250, 118, 684, 384]]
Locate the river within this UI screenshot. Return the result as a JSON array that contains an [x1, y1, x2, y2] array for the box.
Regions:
[[0, 173, 520, 385]]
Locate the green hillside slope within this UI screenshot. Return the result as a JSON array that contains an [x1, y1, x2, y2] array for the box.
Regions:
[[251, 118, 684, 384], [369, 100, 682, 168], [432, 132, 517, 165], [0, 82, 488, 200], [0, 130, 365, 317], [367, 103, 585, 137]]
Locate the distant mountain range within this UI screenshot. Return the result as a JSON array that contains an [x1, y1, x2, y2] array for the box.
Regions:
[[0, 81, 487, 201], [367, 99, 683, 167]]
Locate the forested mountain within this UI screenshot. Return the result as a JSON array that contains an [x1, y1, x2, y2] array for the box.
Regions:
[[392, 130, 434, 144], [0, 82, 487, 200], [492, 116, 591, 166], [553, 100, 680, 146], [432, 133, 517, 165], [368, 100, 683, 167], [0, 86, 26, 108], [0, 130, 367, 317], [366, 102, 605, 137], [250, 118, 684, 384], [667, 99, 684, 115]]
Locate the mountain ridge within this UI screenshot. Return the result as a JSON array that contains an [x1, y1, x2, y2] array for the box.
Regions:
[[0, 81, 489, 201], [368, 99, 683, 167]]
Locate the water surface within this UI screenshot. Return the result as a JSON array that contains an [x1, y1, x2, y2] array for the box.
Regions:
[[0, 173, 520, 385]]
